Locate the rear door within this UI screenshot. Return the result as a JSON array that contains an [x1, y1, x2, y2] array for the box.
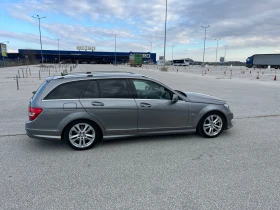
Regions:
[[79, 79, 138, 135]]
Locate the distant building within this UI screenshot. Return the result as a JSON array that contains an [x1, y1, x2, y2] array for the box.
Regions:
[[6, 49, 157, 64]]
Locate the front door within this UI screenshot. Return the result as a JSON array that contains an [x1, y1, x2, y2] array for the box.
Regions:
[[130, 79, 189, 132]]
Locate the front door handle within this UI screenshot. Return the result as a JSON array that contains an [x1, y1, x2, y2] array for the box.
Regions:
[[140, 102, 152, 108], [91, 101, 104, 106]]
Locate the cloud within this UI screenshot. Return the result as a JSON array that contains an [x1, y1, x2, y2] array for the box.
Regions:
[[2, 0, 280, 61]]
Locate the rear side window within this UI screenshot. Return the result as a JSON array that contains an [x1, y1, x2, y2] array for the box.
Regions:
[[98, 79, 131, 98], [33, 81, 47, 99], [82, 80, 99, 98], [44, 81, 86, 100]]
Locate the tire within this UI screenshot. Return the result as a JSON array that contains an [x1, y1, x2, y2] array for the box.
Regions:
[[64, 120, 101, 150], [197, 112, 225, 138]]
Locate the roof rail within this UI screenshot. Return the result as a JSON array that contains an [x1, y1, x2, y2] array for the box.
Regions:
[[68, 71, 135, 75]]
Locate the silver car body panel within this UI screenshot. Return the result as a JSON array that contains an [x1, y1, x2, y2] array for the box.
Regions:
[[79, 98, 138, 135], [184, 92, 225, 104], [135, 99, 189, 132]]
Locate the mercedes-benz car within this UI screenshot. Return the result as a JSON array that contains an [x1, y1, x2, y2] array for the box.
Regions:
[[26, 72, 233, 150]]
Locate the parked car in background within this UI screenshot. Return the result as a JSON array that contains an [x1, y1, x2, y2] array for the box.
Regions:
[[26, 72, 233, 150]]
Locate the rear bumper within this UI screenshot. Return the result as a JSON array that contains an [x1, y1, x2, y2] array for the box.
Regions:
[[26, 130, 61, 141], [25, 121, 61, 141], [26, 129, 61, 141]]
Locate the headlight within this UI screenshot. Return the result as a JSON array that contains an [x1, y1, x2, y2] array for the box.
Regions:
[[224, 103, 230, 110]]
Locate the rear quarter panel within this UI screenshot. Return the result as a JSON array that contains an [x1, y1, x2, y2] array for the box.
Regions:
[[28, 79, 105, 137]]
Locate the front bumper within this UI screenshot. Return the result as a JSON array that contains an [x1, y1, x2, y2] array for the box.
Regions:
[[225, 112, 234, 130]]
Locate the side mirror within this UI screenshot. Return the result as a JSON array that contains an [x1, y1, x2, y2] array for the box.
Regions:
[[171, 94, 179, 103]]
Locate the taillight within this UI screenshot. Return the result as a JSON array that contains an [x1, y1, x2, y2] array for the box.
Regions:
[[29, 107, 43, 121]]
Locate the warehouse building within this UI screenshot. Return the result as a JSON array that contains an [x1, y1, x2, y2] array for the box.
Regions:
[[5, 49, 156, 65]]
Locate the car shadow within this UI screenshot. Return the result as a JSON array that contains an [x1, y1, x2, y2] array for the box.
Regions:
[[26, 137, 69, 151], [26, 130, 233, 151], [100, 133, 202, 147]]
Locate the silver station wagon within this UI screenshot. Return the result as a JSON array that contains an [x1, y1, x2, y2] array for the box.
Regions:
[[26, 72, 233, 150]]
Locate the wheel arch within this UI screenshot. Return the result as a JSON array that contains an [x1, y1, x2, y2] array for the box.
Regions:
[[196, 109, 227, 131], [61, 118, 104, 140]]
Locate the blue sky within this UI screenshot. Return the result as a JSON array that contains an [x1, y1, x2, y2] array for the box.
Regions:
[[1, 0, 280, 62]]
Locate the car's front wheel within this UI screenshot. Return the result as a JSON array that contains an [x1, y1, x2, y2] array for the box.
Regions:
[[197, 112, 225, 138], [65, 120, 100, 150]]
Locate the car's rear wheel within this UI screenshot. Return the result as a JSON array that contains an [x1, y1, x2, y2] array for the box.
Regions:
[[197, 112, 225, 138], [65, 120, 100, 150]]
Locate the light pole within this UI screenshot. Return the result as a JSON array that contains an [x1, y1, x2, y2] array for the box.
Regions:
[[0, 41, 9, 66], [171, 45, 175, 64], [163, 0, 167, 69], [224, 45, 228, 63], [56, 38, 60, 63], [214, 38, 220, 64], [201, 25, 210, 63], [32, 15, 46, 64], [111, 34, 118, 65], [149, 41, 154, 52]]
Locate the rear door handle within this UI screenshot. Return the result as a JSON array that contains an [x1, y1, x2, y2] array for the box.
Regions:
[[91, 101, 104, 106], [140, 102, 152, 108]]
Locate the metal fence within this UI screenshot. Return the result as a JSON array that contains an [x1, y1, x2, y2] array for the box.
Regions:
[[0, 58, 41, 67]]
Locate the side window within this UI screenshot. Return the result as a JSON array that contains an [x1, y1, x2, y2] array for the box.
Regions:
[[82, 80, 99, 98], [44, 81, 86, 100], [98, 79, 131, 98], [132, 80, 172, 100]]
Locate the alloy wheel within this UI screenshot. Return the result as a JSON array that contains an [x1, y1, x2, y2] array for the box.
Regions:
[[69, 123, 96, 148], [203, 115, 223, 137]]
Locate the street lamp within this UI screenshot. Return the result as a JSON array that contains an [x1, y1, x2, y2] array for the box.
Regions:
[[32, 15, 46, 64], [171, 45, 175, 64], [201, 25, 210, 63], [56, 38, 60, 63], [224, 45, 228, 63], [0, 41, 9, 66], [214, 38, 220, 64], [149, 41, 154, 52], [111, 34, 118, 65], [163, 0, 167, 69]]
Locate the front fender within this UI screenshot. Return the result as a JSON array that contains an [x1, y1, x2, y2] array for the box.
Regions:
[[188, 103, 228, 128]]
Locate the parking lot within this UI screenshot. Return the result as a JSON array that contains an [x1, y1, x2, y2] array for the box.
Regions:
[[1, 64, 280, 210]]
